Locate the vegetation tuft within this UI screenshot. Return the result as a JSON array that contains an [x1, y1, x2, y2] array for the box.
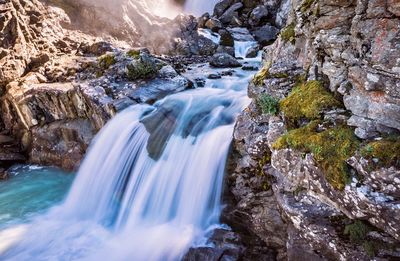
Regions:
[[257, 94, 279, 115], [273, 121, 360, 190], [126, 58, 158, 80], [281, 23, 296, 44], [98, 54, 116, 70]]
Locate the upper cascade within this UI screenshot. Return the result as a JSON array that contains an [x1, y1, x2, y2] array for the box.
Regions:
[[184, 0, 219, 16]]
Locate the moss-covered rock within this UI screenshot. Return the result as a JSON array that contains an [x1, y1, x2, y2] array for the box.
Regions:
[[273, 121, 360, 190], [98, 54, 116, 70], [361, 137, 400, 168], [281, 23, 296, 44], [257, 93, 279, 115], [280, 80, 342, 125], [126, 57, 159, 81]]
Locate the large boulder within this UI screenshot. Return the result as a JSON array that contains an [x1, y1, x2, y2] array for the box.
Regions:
[[252, 25, 280, 46], [209, 53, 241, 68]]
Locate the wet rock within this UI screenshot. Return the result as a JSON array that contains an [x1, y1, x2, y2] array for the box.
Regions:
[[245, 45, 259, 58], [141, 100, 183, 160], [217, 45, 236, 57], [252, 25, 279, 46], [208, 73, 222, 79], [219, 29, 234, 47], [209, 53, 241, 68], [29, 119, 95, 170], [0, 168, 8, 180]]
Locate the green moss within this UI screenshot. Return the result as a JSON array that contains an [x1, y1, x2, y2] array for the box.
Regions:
[[300, 0, 317, 13], [361, 138, 400, 168], [252, 62, 271, 86], [281, 23, 296, 44], [98, 54, 116, 70], [280, 80, 342, 124], [127, 50, 140, 59], [344, 220, 369, 242], [273, 121, 359, 190], [126, 59, 158, 81], [257, 94, 279, 115]]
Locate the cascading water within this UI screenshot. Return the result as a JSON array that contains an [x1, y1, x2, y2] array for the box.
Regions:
[[0, 29, 260, 261]]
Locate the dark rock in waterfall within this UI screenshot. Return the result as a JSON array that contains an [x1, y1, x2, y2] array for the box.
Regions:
[[140, 100, 183, 160], [219, 29, 234, 47], [217, 45, 236, 57], [210, 53, 241, 68], [245, 45, 259, 58], [208, 73, 222, 79]]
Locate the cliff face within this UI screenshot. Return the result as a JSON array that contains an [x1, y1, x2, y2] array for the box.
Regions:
[[228, 0, 400, 260], [0, 0, 194, 171]]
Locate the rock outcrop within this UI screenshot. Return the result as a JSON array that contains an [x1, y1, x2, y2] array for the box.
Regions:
[[0, 0, 193, 170], [227, 0, 400, 260]]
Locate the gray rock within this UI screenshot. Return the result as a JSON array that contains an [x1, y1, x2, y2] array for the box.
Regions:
[[249, 5, 269, 27], [219, 2, 243, 25], [252, 25, 280, 46], [205, 18, 223, 32], [214, 0, 234, 17], [217, 45, 235, 57], [209, 53, 241, 68]]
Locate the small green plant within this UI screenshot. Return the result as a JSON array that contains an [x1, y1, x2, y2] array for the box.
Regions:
[[257, 94, 279, 115], [344, 220, 377, 257], [98, 54, 116, 70], [344, 220, 369, 242], [281, 23, 296, 44]]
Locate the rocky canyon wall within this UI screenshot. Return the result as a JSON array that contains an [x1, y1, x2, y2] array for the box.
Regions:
[[227, 0, 400, 260]]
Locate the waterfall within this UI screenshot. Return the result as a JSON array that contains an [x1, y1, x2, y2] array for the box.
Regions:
[[184, 0, 219, 16], [0, 53, 259, 260]]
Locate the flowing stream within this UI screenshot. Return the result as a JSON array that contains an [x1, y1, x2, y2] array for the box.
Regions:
[[0, 30, 261, 261]]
